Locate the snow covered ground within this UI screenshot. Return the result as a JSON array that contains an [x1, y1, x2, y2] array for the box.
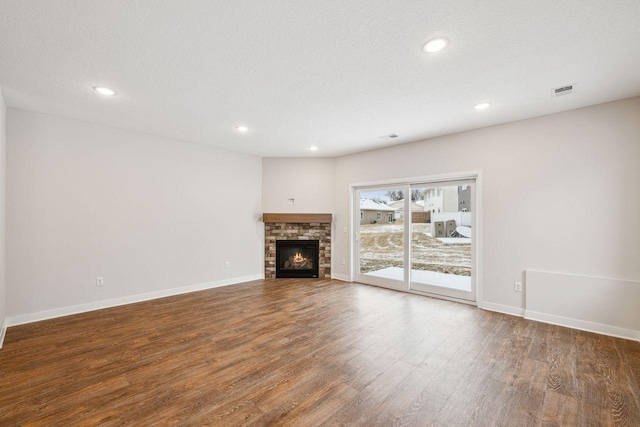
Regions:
[[359, 223, 471, 276]]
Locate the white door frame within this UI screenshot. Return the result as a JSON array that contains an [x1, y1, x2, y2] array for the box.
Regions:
[[350, 171, 483, 307]]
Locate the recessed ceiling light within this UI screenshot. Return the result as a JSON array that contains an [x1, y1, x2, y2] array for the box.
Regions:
[[423, 37, 449, 53], [474, 102, 492, 110], [309, 146, 318, 151], [93, 86, 116, 96], [236, 126, 249, 132]]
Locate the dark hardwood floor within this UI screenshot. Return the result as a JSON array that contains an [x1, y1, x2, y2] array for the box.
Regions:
[[1, 279, 639, 426]]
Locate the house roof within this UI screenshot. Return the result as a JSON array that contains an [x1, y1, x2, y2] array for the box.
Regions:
[[360, 199, 396, 212], [389, 199, 425, 211], [1, 2, 639, 158]]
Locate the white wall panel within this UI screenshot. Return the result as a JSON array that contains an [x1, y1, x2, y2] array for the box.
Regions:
[[525, 269, 640, 340]]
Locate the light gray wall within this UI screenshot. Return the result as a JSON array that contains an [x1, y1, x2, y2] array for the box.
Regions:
[[332, 97, 640, 312], [6, 109, 263, 318], [0, 89, 6, 337], [262, 158, 334, 214]]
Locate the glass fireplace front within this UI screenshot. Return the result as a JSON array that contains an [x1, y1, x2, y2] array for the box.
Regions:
[[275, 240, 319, 278]]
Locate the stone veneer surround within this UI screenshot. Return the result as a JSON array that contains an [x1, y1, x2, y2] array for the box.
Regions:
[[264, 222, 331, 279]]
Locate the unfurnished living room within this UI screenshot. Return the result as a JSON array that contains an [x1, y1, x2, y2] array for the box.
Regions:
[[0, 1, 639, 426]]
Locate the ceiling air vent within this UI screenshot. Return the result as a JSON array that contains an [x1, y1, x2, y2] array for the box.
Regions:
[[379, 133, 399, 139], [552, 84, 576, 98]]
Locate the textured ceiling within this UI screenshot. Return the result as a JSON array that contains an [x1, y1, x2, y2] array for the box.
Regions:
[[1, 1, 639, 157]]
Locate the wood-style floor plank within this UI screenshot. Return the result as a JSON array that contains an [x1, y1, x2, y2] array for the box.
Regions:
[[1, 278, 639, 426]]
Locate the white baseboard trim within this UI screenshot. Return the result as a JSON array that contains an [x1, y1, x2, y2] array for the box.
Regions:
[[331, 273, 351, 282], [480, 301, 525, 317], [525, 309, 640, 342], [0, 319, 7, 349], [6, 274, 263, 327]]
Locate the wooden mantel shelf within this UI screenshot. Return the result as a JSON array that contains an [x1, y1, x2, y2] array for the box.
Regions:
[[262, 213, 332, 223]]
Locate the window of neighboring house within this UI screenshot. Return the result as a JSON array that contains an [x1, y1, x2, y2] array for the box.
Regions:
[[437, 188, 442, 196], [388, 213, 393, 222], [377, 212, 381, 220]]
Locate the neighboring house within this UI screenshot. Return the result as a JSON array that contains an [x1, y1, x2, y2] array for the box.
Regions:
[[360, 199, 396, 224], [458, 185, 472, 212], [426, 186, 472, 236], [387, 199, 423, 218], [424, 186, 459, 214], [389, 199, 430, 223]]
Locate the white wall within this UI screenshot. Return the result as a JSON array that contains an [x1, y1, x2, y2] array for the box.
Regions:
[[262, 158, 334, 213], [6, 109, 263, 320], [333, 97, 640, 313], [0, 89, 6, 343]]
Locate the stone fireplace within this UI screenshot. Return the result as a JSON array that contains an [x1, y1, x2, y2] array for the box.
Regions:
[[263, 213, 332, 279]]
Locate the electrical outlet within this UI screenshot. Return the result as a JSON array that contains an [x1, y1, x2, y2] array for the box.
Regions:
[[514, 282, 522, 292], [225, 261, 230, 269], [343, 226, 348, 233], [341, 258, 346, 265], [96, 277, 104, 287]]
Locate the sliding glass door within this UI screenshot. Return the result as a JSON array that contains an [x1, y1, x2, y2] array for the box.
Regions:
[[354, 178, 476, 302], [409, 181, 475, 301], [355, 186, 406, 290]]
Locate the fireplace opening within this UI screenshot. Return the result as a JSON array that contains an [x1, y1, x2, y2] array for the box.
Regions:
[[275, 240, 319, 278]]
